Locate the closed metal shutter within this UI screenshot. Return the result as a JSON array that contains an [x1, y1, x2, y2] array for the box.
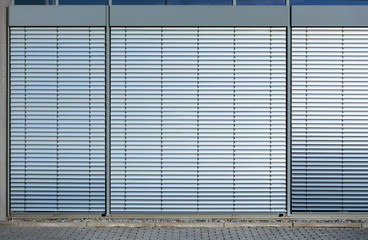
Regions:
[[10, 27, 106, 212], [111, 27, 286, 212], [292, 27, 368, 211]]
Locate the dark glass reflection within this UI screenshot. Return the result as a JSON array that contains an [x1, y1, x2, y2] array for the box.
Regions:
[[237, 0, 285, 5], [167, 0, 232, 4], [291, 0, 368, 4], [59, 0, 107, 4], [113, 0, 165, 4], [15, 0, 49, 4]]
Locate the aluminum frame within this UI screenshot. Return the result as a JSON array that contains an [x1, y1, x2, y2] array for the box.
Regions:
[[6, 7, 10, 218]]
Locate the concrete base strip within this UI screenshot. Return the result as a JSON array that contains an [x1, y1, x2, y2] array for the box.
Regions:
[[225, 222, 292, 227], [293, 222, 362, 228], [0, 222, 18, 227], [0, 221, 366, 228], [17, 222, 87, 227]]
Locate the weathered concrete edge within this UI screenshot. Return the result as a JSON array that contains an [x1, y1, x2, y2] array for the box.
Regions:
[[0, 222, 18, 226], [225, 222, 292, 227], [0, 221, 367, 228], [17, 222, 87, 227]]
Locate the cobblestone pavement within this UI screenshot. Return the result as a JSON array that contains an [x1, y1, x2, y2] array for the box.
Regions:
[[1, 227, 368, 240]]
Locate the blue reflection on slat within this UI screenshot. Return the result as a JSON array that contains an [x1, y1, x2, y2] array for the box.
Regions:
[[59, 0, 107, 4], [167, 0, 232, 4], [237, 0, 285, 5], [15, 0, 48, 4], [113, 0, 165, 4], [291, 0, 368, 5]]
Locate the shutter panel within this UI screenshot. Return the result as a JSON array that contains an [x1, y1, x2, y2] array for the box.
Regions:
[[162, 27, 198, 212], [111, 27, 164, 212], [234, 28, 286, 212], [111, 27, 286, 212], [292, 27, 368, 211], [10, 27, 106, 212]]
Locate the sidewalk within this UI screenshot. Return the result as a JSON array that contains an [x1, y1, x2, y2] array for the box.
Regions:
[[1, 226, 368, 240]]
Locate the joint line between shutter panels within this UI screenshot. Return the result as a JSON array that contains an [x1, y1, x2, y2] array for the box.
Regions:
[[233, 27, 236, 213], [56, 27, 59, 211], [124, 27, 127, 212], [197, 27, 199, 213], [342, 28, 345, 210], [270, 27, 273, 212], [25, 27, 28, 212], [161, 27, 163, 212]]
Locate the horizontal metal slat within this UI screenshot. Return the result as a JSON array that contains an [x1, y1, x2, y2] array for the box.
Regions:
[[10, 27, 106, 213], [110, 27, 286, 213], [292, 27, 368, 212]]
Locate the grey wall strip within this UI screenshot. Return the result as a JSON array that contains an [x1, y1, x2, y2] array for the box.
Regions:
[[110, 6, 288, 27], [8, 6, 107, 26], [9, 5, 368, 28], [292, 6, 368, 27]]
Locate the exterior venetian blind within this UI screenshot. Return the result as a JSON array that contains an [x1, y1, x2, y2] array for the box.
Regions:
[[10, 27, 106, 212], [111, 27, 286, 212], [292, 27, 368, 211]]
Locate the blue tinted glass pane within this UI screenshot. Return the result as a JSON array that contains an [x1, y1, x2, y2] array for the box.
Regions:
[[168, 0, 232, 4], [237, 0, 285, 4], [291, 0, 368, 4], [113, 0, 165, 4], [60, 0, 107, 4], [15, 0, 48, 4]]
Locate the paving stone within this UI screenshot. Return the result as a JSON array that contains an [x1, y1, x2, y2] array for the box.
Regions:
[[293, 222, 362, 228], [0, 226, 368, 240], [155, 222, 223, 228], [225, 222, 292, 227]]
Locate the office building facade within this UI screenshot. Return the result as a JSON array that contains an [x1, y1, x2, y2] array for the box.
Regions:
[[1, 0, 368, 219]]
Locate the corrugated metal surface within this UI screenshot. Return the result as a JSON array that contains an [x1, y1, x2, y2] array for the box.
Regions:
[[292, 27, 368, 211], [10, 27, 106, 212], [111, 27, 286, 212]]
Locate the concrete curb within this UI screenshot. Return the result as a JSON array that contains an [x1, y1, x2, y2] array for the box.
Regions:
[[225, 222, 292, 227], [0, 221, 367, 228], [18, 222, 87, 227], [156, 222, 223, 228], [0, 222, 19, 227], [86, 222, 155, 228], [293, 222, 362, 228]]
